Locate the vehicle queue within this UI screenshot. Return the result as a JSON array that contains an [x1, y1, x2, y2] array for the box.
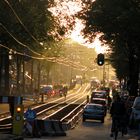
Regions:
[[85, 85, 140, 138]]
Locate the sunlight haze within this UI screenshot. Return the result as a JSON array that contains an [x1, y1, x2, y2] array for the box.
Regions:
[[49, 0, 108, 54]]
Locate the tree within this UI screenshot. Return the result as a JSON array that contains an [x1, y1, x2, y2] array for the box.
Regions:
[[0, 0, 65, 95], [78, 0, 140, 96]]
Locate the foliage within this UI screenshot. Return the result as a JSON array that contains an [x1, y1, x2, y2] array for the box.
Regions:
[[77, 0, 140, 95], [0, 0, 65, 57]]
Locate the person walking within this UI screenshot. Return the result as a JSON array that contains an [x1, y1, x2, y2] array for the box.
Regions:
[[110, 94, 127, 137]]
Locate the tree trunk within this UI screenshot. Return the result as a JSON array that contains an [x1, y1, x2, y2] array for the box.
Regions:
[[37, 61, 41, 91], [31, 59, 34, 93], [4, 49, 10, 95], [0, 48, 10, 95], [22, 57, 25, 95], [16, 55, 21, 96], [128, 55, 139, 96], [0, 48, 4, 95]]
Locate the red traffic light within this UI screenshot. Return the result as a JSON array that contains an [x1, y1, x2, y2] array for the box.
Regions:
[[97, 53, 104, 66]]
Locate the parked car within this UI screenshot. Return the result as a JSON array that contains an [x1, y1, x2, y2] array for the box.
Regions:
[[100, 87, 110, 95], [82, 103, 105, 123], [53, 84, 64, 95], [129, 96, 140, 128], [91, 90, 107, 99], [40, 85, 55, 96], [90, 97, 108, 115]]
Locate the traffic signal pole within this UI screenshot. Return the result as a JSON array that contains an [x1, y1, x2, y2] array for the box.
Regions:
[[103, 64, 106, 87], [12, 104, 24, 136], [96, 53, 106, 86]]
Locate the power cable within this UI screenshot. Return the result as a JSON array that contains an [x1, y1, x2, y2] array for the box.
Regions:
[[1, 0, 89, 71], [0, 23, 43, 56], [0, 23, 58, 61], [0, 43, 45, 60], [0, 43, 88, 71], [3, 0, 45, 49]]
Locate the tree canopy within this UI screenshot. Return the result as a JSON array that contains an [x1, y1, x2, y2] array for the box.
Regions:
[[78, 0, 140, 96], [0, 0, 67, 95], [0, 0, 66, 57]]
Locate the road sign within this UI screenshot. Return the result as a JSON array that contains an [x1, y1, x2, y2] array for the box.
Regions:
[[24, 108, 36, 121]]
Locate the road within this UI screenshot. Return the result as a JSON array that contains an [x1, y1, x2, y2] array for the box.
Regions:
[[25, 114, 138, 140], [0, 84, 138, 140]]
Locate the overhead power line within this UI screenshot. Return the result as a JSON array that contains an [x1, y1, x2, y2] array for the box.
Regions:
[[3, 0, 45, 49], [0, 44, 46, 60], [0, 23, 43, 56], [1, 0, 90, 71], [0, 43, 88, 71]]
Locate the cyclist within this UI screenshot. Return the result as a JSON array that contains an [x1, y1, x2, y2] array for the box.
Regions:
[[110, 94, 127, 137]]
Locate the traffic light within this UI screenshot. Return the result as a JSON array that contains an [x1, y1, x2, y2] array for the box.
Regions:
[[97, 53, 104, 66], [13, 105, 24, 135], [16, 106, 22, 113]]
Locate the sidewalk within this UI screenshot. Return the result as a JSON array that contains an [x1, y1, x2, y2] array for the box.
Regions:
[[0, 126, 139, 140], [127, 129, 139, 140], [0, 134, 23, 140]]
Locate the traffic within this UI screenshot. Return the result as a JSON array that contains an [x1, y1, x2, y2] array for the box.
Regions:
[[0, 80, 139, 139]]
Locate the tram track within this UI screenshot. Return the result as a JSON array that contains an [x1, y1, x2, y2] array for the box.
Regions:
[[0, 84, 90, 131]]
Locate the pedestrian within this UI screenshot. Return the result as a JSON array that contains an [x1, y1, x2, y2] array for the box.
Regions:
[[110, 94, 127, 137], [63, 85, 68, 101]]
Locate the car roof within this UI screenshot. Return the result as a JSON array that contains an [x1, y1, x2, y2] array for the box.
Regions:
[[86, 103, 103, 107], [92, 98, 106, 101], [41, 85, 53, 88], [92, 90, 107, 93]]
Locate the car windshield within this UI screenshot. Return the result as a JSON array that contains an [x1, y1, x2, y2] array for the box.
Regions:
[[40, 86, 53, 92], [92, 100, 106, 105], [92, 93, 106, 98], [86, 105, 103, 110]]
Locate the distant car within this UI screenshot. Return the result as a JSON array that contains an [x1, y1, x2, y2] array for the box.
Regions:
[[40, 85, 55, 96], [129, 96, 140, 127], [90, 79, 100, 90], [82, 103, 105, 123], [53, 84, 64, 95]]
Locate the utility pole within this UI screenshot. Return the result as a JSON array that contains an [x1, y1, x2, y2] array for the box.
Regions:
[[103, 64, 106, 87]]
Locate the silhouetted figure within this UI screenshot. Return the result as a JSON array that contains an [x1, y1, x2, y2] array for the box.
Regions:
[[110, 94, 127, 137]]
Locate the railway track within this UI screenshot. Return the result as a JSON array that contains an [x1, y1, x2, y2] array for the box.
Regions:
[[0, 84, 90, 132]]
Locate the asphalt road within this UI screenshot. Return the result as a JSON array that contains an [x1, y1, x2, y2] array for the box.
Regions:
[[24, 113, 139, 140]]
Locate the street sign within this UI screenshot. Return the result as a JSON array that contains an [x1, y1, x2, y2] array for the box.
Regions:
[[24, 108, 36, 121]]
